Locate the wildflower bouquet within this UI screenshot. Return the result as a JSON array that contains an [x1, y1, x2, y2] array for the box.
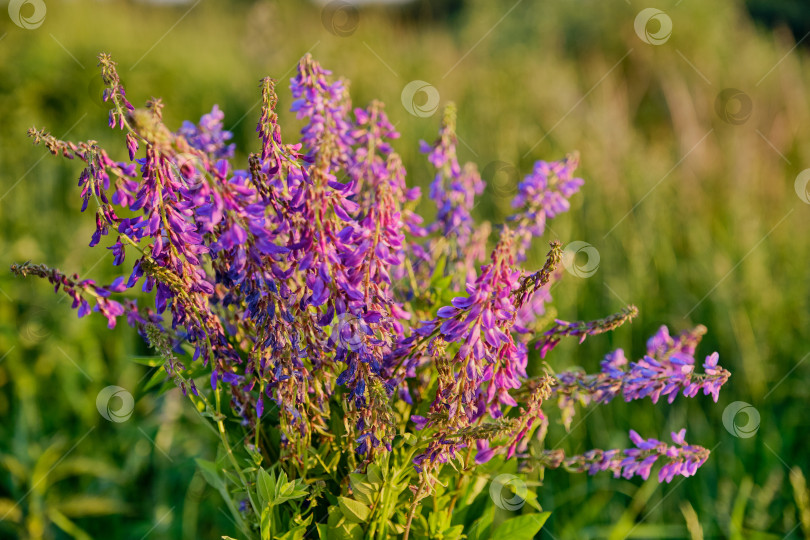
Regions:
[[13, 53, 730, 539]]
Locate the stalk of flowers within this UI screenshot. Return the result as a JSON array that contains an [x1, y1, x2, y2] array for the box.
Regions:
[[410, 105, 488, 290], [252, 76, 307, 194], [291, 53, 354, 168], [178, 105, 236, 159], [186, 98, 326, 450], [28, 57, 254, 427], [342, 102, 429, 410], [502, 153, 584, 333], [95, 92, 233, 371], [341, 100, 415, 339], [26, 117, 212, 336], [235, 78, 338, 455], [529, 429, 710, 483], [537, 305, 640, 357], [390, 227, 560, 391], [406, 230, 566, 475], [10, 262, 125, 328], [417, 229, 523, 416], [537, 325, 730, 430], [282, 55, 406, 458], [26, 128, 136, 250], [98, 51, 134, 131], [508, 152, 584, 261], [392, 239, 560, 470]]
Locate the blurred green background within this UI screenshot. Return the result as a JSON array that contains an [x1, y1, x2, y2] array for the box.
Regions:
[[1, 0, 809, 538]]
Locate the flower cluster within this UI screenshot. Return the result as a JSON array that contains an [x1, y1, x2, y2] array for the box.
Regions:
[[534, 429, 709, 483], [15, 53, 731, 537], [548, 324, 730, 430], [177, 104, 236, 159], [510, 153, 583, 259], [412, 105, 488, 288]]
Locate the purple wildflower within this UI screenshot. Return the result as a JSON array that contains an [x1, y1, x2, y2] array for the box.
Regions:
[[509, 153, 584, 260], [412, 104, 487, 288], [178, 105, 236, 159], [551, 325, 730, 430], [534, 429, 710, 483]]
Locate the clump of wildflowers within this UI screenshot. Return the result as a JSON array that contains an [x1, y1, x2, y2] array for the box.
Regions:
[[13, 53, 731, 539]]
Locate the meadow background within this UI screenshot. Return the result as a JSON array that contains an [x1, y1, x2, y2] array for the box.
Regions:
[[1, 0, 809, 538]]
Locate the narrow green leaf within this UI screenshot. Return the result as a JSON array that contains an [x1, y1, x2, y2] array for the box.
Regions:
[[260, 506, 272, 540], [442, 524, 465, 540], [429, 254, 448, 286], [275, 470, 289, 498], [257, 468, 274, 507], [0, 498, 22, 523]]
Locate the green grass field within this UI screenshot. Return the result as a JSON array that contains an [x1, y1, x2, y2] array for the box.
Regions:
[[1, 0, 809, 538]]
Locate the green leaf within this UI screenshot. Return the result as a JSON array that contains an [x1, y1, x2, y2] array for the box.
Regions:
[[195, 459, 249, 535], [139, 367, 169, 394], [338, 496, 371, 523], [441, 524, 464, 540], [333, 523, 363, 540], [49, 457, 122, 485], [367, 463, 384, 483], [245, 444, 264, 467], [490, 513, 551, 540], [275, 470, 289, 498], [327, 506, 364, 540], [281, 481, 295, 497], [0, 456, 26, 482], [349, 474, 378, 505], [260, 506, 272, 540], [399, 433, 417, 448], [47, 508, 93, 540], [277, 525, 307, 540], [257, 468, 274, 507], [0, 498, 22, 523], [432, 275, 453, 298]]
